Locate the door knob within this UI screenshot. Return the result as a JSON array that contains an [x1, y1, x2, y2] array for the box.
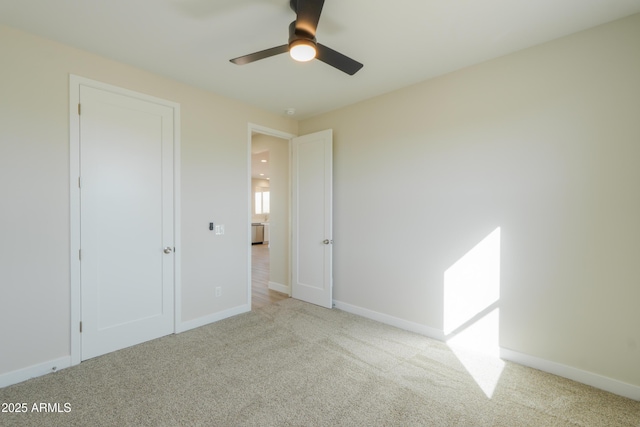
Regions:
[[164, 247, 173, 254], [323, 239, 333, 245]]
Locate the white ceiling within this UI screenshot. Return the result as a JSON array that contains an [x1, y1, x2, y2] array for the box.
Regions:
[[2, 1, 640, 119]]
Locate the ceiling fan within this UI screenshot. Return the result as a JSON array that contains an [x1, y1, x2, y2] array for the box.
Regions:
[[230, 0, 363, 75]]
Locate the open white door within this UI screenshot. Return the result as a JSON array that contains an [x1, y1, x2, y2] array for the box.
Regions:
[[291, 129, 333, 308]]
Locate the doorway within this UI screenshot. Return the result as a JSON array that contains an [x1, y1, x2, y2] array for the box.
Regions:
[[250, 129, 291, 309], [247, 124, 334, 310]]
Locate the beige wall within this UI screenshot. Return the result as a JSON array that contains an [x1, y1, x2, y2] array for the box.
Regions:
[[300, 14, 640, 387], [0, 25, 297, 377]]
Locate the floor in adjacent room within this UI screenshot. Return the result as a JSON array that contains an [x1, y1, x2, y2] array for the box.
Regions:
[[251, 242, 288, 310]]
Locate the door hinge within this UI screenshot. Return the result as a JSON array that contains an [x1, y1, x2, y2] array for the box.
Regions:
[[78, 177, 81, 188], [79, 249, 81, 260], [78, 103, 81, 115], [79, 322, 82, 333]]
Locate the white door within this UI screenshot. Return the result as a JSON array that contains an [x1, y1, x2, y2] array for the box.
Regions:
[[79, 85, 175, 360], [291, 129, 333, 308]]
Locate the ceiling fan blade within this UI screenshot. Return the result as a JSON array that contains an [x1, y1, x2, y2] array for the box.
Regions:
[[293, 0, 325, 36], [230, 45, 288, 65], [316, 43, 363, 75]]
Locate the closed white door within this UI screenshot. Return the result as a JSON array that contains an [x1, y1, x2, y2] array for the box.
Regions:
[[79, 85, 175, 360], [291, 129, 333, 308]]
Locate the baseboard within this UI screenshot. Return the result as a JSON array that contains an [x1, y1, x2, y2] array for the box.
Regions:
[[0, 356, 71, 389], [332, 300, 446, 341], [5, 306, 637, 402], [176, 304, 250, 333], [500, 347, 640, 401], [332, 300, 639, 401], [268, 281, 290, 295], [1, 305, 251, 388]]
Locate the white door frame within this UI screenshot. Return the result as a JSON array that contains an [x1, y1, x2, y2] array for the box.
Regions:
[[247, 124, 296, 307], [69, 75, 181, 365]]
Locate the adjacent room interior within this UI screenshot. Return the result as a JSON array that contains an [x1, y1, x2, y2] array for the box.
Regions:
[[251, 131, 290, 309]]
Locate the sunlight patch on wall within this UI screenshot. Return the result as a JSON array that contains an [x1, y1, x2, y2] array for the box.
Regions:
[[444, 227, 504, 398]]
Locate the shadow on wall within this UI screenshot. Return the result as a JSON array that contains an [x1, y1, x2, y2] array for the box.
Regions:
[[444, 227, 504, 398]]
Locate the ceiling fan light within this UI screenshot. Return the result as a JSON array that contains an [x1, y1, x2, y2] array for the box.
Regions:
[[289, 40, 316, 62]]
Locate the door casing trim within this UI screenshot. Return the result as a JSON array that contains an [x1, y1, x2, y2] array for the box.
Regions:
[[69, 75, 181, 365], [247, 124, 296, 308]]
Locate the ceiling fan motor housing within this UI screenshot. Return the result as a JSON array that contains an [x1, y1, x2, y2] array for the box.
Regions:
[[288, 21, 316, 48]]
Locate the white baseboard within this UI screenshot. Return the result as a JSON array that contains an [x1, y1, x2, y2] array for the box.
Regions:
[[1, 305, 251, 388], [0, 356, 71, 389], [332, 299, 639, 401], [176, 304, 250, 333], [332, 300, 446, 341], [5, 305, 637, 402], [268, 281, 290, 295], [500, 347, 640, 401]]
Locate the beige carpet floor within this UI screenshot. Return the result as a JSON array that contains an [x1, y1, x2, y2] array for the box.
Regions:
[[1, 298, 639, 426]]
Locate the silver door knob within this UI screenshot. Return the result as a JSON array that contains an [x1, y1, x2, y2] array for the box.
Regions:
[[323, 239, 332, 245], [164, 247, 172, 254]]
